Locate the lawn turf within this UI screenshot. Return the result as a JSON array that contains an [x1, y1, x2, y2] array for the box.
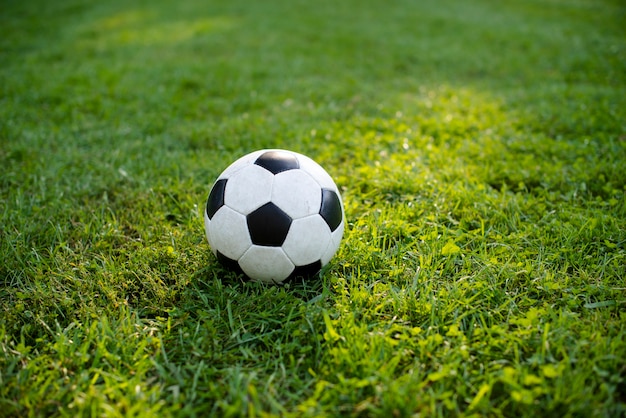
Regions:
[[1, 0, 625, 416]]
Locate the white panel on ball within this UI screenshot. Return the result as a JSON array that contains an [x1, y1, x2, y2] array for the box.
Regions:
[[297, 154, 339, 191], [283, 215, 332, 266], [224, 164, 274, 215], [208, 206, 252, 260], [321, 220, 344, 265], [204, 211, 218, 255], [239, 246, 295, 283], [272, 170, 322, 219], [218, 150, 266, 180]]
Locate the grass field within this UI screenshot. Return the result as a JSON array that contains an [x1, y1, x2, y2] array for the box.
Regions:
[[1, 0, 625, 416]]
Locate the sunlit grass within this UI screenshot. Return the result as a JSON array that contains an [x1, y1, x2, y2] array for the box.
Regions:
[[1, 0, 625, 416]]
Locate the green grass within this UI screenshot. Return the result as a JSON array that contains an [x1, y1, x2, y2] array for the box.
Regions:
[[1, 0, 625, 416]]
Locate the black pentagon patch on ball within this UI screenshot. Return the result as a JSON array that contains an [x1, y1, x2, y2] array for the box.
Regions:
[[320, 189, 342, 232], [286, 260, 322, 283], [254, 151, 300, 174], [247, 202, 292, 246], [216, 251, 245, 276], [206, 178, 227, 220]]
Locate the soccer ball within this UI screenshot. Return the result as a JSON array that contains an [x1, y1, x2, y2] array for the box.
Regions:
[[204, 149, 345, 283]]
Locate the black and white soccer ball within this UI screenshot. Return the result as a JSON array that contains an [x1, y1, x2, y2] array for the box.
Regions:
[[204, 149, 345, 283]]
